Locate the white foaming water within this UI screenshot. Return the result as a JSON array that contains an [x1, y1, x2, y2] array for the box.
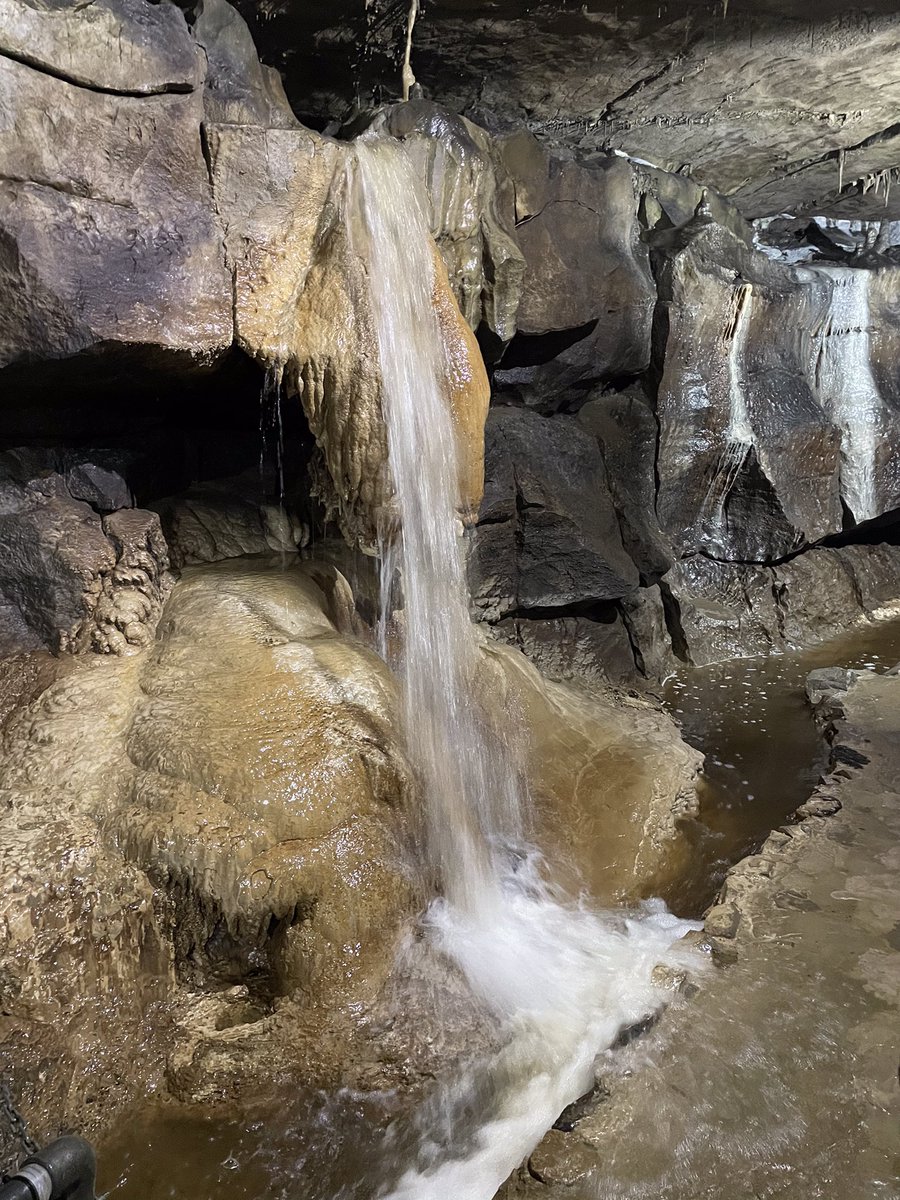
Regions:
[[810, 265, 882, 523], [350, 134, 700, 1198]]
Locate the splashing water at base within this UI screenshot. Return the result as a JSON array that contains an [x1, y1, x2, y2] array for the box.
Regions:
[[350, 134, 700, 1198]]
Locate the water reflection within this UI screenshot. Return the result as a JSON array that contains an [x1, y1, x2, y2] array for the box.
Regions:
[[660, 614, 900, 916]]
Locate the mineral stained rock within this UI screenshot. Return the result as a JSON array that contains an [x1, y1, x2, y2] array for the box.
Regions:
[[0, 453, 172, 657], [379, 101, 525, 347], [0, 559, 418, 1136], [654, 223, 843, 562], [480, 641, 701, 902], [0, 552, 701, 1145], [207, 112, 491, 546]]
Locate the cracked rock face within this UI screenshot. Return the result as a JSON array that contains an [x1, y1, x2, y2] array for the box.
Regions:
[[661, 544, 900, 667], [238, 0, 900, 223], [0, 451, 173, 657], [468, 406, 639, 621], [0, 0, 232, 371], [653, 227, 900, 561]]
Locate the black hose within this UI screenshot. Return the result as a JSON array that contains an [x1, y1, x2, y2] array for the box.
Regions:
[[1, 1137, 96, 1200]]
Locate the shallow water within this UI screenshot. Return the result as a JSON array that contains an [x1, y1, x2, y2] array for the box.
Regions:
[[660, 613, 900, 916]]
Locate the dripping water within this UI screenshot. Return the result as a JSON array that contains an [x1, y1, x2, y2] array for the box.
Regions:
[[349, 133, 701, 1199], [258, 363, 303, 561], [260, 364, 287, 512]]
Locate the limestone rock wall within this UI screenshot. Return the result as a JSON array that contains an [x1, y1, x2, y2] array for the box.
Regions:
[[0, 0, 232, 371], [0, 451, 173, 657]]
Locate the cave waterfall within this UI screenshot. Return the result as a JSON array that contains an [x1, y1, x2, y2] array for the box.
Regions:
[[350, 133, 698, 1199]]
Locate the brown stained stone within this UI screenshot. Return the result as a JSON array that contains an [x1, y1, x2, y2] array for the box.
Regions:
[[0, 558, 418, 1145], [477, 640, 701, 904], [209, 120, 490, 547], [528, 1129, 596, 1186]]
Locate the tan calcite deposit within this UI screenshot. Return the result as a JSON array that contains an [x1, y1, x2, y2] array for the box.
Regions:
[[478, 640, 702, 903], [118, 559, 417, 1001], [380, 101, 526, 345], [208, 123, 491, 548], [0, 558, 418, 1142], [431, 243, 492, 525]]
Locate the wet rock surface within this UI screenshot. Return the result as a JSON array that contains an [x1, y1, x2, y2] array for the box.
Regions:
[[468, 406, 639, 620], [505, 665, 900, 1199], [240, 0, 900, 223], [379, 101, 525, 347], [0, 558, 418, 1148], [2, 0, 900, 1188], [0, 0, 231, 373], [480, 640, 702, 903], [662, 543, 900, 667], [0, 553, 700, 1158], [0, 451, 173, 656]]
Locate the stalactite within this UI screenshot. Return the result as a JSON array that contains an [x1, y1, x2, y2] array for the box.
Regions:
[[401, 0, 418, 102]]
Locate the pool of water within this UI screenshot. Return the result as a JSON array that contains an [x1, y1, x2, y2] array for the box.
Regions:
[[97, 1091, 396, 1200], [659, 614, 900, 916]]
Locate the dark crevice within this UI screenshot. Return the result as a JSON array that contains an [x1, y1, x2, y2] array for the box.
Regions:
[[822, 502, 900, 547], [0, 44, 195, 98], [690, 498, 900, 570], [0, 174, 136, 209], [620, 600, 648, 678], [514, 196, 605, 229], [595, 51, 698, 125], [658, 578, 691, 664], [497, 319, 598, 370], [199, 121, 216, 191], [496, 598, 623, 624]]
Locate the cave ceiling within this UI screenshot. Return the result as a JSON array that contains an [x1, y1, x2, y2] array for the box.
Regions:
[[234, 0, 900, 221]]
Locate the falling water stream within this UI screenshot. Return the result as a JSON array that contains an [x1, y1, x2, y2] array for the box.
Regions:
[[350, 132, 699, 1199]]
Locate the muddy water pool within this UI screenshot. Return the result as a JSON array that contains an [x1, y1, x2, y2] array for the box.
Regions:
[[659, 614, 900, 916]]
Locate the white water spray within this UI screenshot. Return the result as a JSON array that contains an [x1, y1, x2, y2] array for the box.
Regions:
[[350, 133, 700, 1198]]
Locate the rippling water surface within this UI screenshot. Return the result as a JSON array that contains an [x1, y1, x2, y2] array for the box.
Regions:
[[660, 614, 900, 916]]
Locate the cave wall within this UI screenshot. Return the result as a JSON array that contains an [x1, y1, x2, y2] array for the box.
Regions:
[[4, 0, 900, 687]]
